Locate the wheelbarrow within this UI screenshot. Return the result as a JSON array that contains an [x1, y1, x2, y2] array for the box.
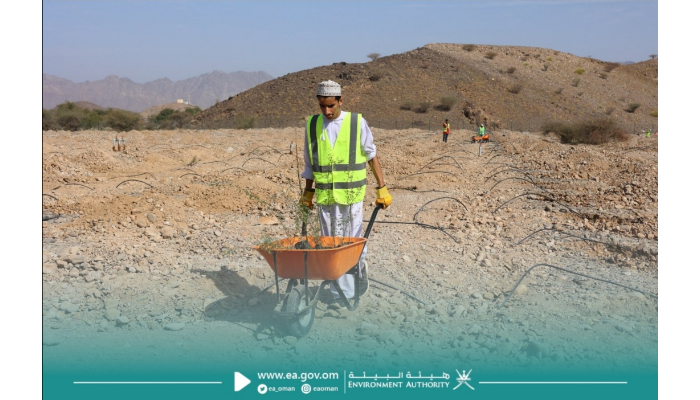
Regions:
[[253, 205, 382, 337], [471, 134, 490, 143]]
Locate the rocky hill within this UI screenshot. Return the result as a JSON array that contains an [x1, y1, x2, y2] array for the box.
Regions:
[[194, 43, 658, 133], [43, 70, 274, 112]]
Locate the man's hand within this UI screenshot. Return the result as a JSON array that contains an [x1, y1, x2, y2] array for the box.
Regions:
[[300, 189, 315, 210], [375, 186, 392, 209]]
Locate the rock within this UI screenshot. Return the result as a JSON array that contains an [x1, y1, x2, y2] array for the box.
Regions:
[[104, 309, 120, 321], [66, 255, 85, 265], [116, 316, 130, 325], [184, 199, 195, 207], [514, 284, 528, 295], [214, 230, 222, 237], [402, 255, 412, 263], [360, 322, 379, 336], [483, 292, 495, 301], [59, 302, 79, 313], [144, 228, 160, 238], [55, 260, 67, 269], [160, 226, 177, 239], [136, 221, 149, 228], [284, 336, 298, 345], [164, 323, 185, 331], [147, 213, 157, 223], [131, 207, 149, 214], [248, 297, 261, 306], [257, 216, 279, 225], [43, 263, 58, 274], [43, 333, 60, 346], [68, 269, 80, 278]]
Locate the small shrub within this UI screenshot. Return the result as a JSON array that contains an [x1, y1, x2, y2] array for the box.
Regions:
[[105, 109, 142, 132], [367, 53, 380, 61], [234, 115, 256, 129], [577, 92, 584, 97], [554, 87, 564, 95], [625, 103, 641, 113], [414, 102, 431, 113], [605, 107, 615, 115], [368, 73, 382, 81], [435, 96, 458, 111], [400, 101, 414, 111], [650, 110, 658, 117], [507, 67, 517, 74], [187, 156, 199, 166], [507, 84, 523, 94], [463, 44, 476, 52], [541, 118, 629, 145], [574, 68, 585, 75], [571, 78, 581, 87], [485, 51, 497, 60], [598, 72, 608, 79], [602, 62, 620, 72], [520, 56, 529, 62], [542, 64, 549, 71], [547, 57, 552, 61]]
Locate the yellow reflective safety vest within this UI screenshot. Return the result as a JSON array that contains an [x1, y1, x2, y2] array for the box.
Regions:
[[478, 126, 485, 136], [443, 123, 450, 133], [306, 113, 367, 205]]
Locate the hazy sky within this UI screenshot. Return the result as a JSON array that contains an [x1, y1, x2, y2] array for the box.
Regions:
[[42, 0, 658, 84]]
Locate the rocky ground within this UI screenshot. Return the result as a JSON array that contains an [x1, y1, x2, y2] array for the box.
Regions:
[[42, 127, 658, 371]]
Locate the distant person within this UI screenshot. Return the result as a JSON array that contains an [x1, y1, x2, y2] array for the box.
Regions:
[[478, 123, 486, 137], [645, 129, 651, 138], [442, 119, 450, 143]]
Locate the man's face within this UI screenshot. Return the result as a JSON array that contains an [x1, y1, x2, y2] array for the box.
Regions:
[[318, 96, 343, 120]]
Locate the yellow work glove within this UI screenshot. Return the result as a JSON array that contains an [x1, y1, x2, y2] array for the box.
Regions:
[[375, 186, 392, 209], [300, 189, 315, 210]]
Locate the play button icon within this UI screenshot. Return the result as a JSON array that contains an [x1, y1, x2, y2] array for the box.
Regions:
[[234, 372, 251, 392]]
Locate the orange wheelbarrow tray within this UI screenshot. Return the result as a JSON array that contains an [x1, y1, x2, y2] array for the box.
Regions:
[[251, 206, 382, 337], [255, 236, 367, 280], [471, 134, 490, 143]]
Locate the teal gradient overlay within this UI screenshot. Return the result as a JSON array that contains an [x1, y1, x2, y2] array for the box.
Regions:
[[44, 329, 657, 400]]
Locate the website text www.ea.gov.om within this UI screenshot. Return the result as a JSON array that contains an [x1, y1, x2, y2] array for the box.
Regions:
[[257, 372, 340, 383]]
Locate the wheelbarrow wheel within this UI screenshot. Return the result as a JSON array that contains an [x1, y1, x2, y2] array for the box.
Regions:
[[282, 286, 315, 337]]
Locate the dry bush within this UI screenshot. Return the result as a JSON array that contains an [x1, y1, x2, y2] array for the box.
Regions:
[[485, 51, 497, 60], [554, 87, 564, 95], [574, 68, 585, 75], [650, 110, 658, 117], [435, 96, 458, 111], [603, 62, 620, 72], [598, 72, 608, 79], [400, 101, 414, 111], [605, 107, 615, 115], [463, 44, 477, 52], [507, 67, 517, 74], [571, 78, 581, 87], [414, 102, 431, 113], [541, 118, 629, 145], [542, 64, 549, 71], [507, 84, 523, 94]]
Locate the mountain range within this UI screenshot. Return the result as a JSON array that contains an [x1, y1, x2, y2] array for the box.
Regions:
[[42, 70, 273, 112]]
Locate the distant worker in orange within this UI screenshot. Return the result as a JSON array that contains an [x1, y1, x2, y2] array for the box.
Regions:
[[442, 119, 450, 143]]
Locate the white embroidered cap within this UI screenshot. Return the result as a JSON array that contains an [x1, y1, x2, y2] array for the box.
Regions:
[[317, 80, 342, 97]]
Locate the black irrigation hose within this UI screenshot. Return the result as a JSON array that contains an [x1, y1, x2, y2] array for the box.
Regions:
[[42, 194, 59, 201], [488, 176, 539, 193], [246, 145, 281, 156], [621, 145, 657, 154], [485, 166, 533, 182], [174, 167, 198, 173], [241, 157, 278, 168], [413, 196, 469, 223], [108, 172, 158, 181], [199, 160, 229, 165], [52, 182, 95, 191], [219, 167, 249, 174], [43, 215, 61, 221], [485, 154, 505, 165], [398, 170, 458, 181], [389, 186, 448, 194], [493, 191, 581, 216], [365, 220, 461, 243], [417, 156, 464, 173], [116, 179, 155, 189], [368, 277, 427, 305], [497, 263, 658, 310], [516, 227, 612, 248], [179, 173, 203, 179]]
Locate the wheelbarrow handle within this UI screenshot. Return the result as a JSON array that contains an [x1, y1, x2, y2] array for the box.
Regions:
[[363, 205, 383, 239]]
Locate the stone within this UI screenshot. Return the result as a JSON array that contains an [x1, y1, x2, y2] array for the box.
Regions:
[[104, 309, 120, 321], [284, 336, 298, 345], [147, 213, 157, 223], [402, 255, 412, 263], [160, 226, 177, 239], [116, 316, 130, 325], [164, 323, 185, 331], [43, 263, 58, 274], [514, 284, 528, 295], [66, 255, 85, 265], [59, 302, 79, 313], [131, 207, 149, 214], [136, 221, 149, 228], [257, 216, 279, 225], [214, 230, 222, 237]]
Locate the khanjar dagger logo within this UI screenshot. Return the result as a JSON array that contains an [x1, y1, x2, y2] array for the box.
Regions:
[[454, 369, 474, 390]]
